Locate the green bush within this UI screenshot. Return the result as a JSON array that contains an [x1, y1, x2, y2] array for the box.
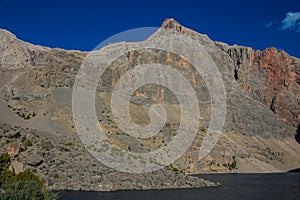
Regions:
[[8, 170, 43, 187], [0, 153, 10, 165], [26, 139, 33, 147], [228, 156, 237, 170], [223, 156, 237, 171], [53, 173, 59, 179], [1, 179, 58, 200], [7, 134, 12, 139], [169, 164, 183, 173], [0, 153, 58, 200], [0, 153, 10, 172], [0, 168, 14, 187]]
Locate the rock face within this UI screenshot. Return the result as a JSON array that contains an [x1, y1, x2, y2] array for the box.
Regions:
[[0, 29, 49, 70], [215, 42, 300, 128], [0, 19, 299, 191]]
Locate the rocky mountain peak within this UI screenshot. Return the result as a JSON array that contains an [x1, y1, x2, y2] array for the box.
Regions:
[[0, 20, 299, 184], [161, 18, 183, 30], [160, 18, 207, 37]]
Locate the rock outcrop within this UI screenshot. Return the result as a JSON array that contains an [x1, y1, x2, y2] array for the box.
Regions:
[[215, 42, 300, 128], [6, 141, 20, 157]]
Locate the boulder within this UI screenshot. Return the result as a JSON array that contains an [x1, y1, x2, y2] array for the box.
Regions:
[[26, 154, 43, 167], [6, 141, 20, 157], [9, 160, 24, 174]]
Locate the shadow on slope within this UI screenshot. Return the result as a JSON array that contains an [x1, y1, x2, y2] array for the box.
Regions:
[[288, 168, 300, 173], [296, 124, 300, 144]]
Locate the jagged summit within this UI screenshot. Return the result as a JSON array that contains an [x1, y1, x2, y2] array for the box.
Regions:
[[0, 20, 298, 60], [161, 18, 182, 29], [160, 18, 211, 41]]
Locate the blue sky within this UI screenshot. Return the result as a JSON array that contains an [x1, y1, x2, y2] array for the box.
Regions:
[[0, 0, 299, 58]]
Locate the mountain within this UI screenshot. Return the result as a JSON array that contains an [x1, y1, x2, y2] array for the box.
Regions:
[[0, 18, 299, 191]]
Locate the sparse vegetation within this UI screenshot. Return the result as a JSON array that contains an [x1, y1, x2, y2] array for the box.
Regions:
[[26, 139, 33, 147], [169, 164, 184, 173], [53, 173, 59, 179], [0, 153, 10, 171], [21, 136, 26, 143], [223, 156, 237, 171], [64, 142, 73, 146], [0, 153, 58, 200], [42, 146, 50, 151]]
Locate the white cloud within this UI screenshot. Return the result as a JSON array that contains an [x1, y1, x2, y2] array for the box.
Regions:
[[264, 22, 273, 28], [279, 12, 300, 33]]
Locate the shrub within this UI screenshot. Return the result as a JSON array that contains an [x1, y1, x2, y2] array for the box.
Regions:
[[8, 170, 43, 187], [0, 169, 58, 200], [0, 168, 14, 187], [21, 136, 26, 143], [169, 164, 181, 173], [228, 156, 237, 170], [53, 173, 59, 179], [64, 142, 73, 146], [223, 156, 237, 171], [26, 139, 33, 147], [0, 153, 10, 165]]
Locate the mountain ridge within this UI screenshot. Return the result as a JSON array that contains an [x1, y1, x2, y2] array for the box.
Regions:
[[2, 18, 299, 59], [0, 18, 299, 191]]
